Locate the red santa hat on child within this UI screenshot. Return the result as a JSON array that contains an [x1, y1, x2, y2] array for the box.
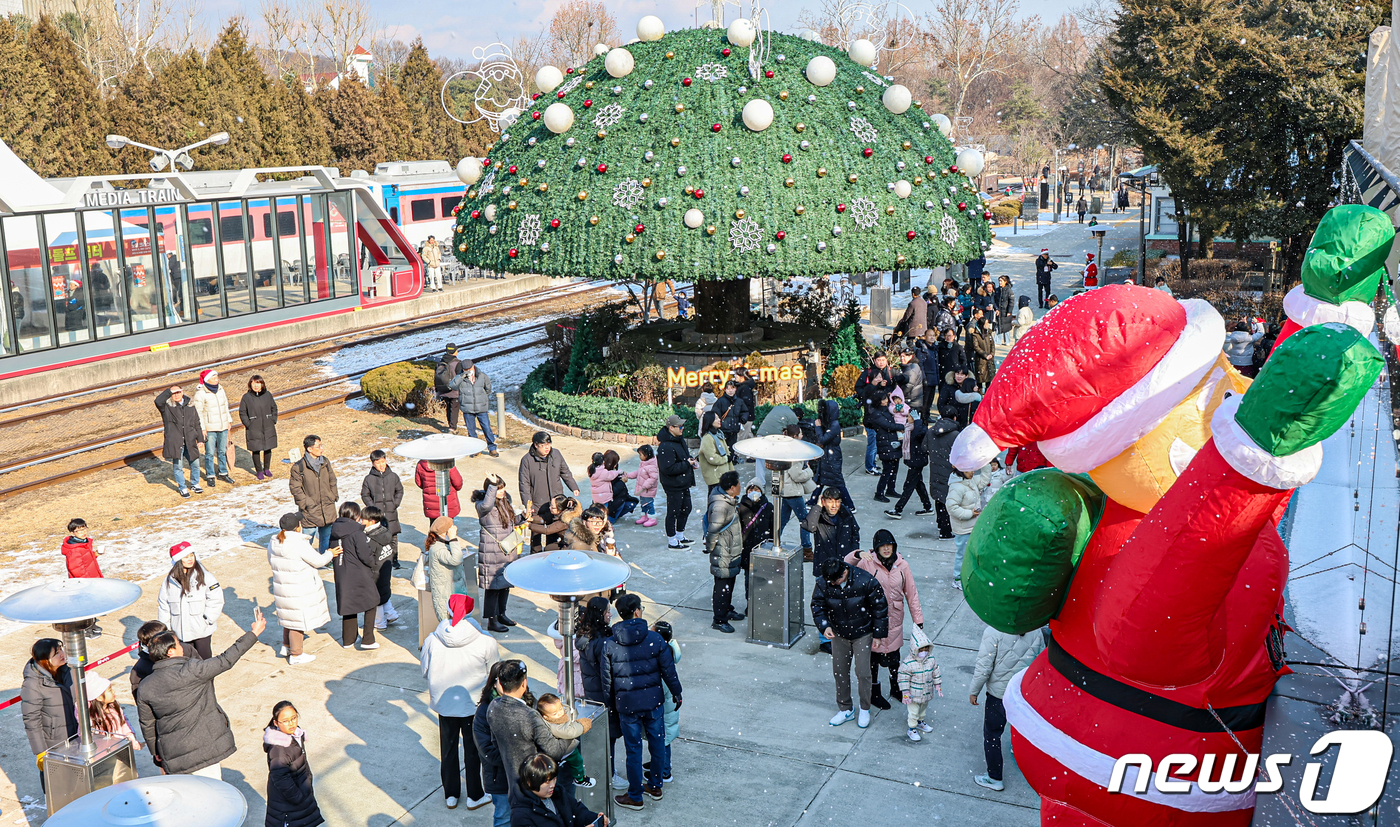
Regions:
[[169, 541, 195, 564], [950, 284, 1225, 473]]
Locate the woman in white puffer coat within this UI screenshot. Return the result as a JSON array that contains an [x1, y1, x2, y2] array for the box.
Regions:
[[945, 469, 986, 591], [156, 541, 225, 660], [267, 513, 338, 665]]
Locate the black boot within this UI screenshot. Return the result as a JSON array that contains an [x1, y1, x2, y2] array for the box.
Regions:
[[889, 678, 903, 704], [870, 687, 891, 710]]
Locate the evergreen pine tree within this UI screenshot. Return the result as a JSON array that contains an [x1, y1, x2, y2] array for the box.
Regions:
[[562, 315, 596, 394], [395, 40, 471, 161], [281, 78, 332, 166], [319, 74, 391, 171], [26, 15, 111, 176], [376, 75, 418, 163], [0, 18, 56, 170]]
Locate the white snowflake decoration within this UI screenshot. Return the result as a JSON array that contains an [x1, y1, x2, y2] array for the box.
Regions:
[[850, 115, 878, 143], [850, 197, 879, 230], [729, 217, 762, 253], [518, 214, 542, 246], [612, 178, 645, 209], [592, 103, 626, 128], [695, 62, 729, 82], [861, 71, 888, 87], [556, 75, 584, 97], [939, 214, 960, 246], [478, 169, 497, 194]]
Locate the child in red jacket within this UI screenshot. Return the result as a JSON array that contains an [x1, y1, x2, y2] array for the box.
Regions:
[[61, 518, 104, 638]]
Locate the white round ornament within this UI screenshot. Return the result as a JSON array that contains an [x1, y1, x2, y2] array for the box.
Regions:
[[848, 39, 877, 67], [605, 48, 635, 78], [684, 208, 704, 228], [636, 15, 665, 41], [455, 157, 482, 186], [805, 56, 836, 87], [543, 102, 575, 134], [742, 98, 774, 131], [894, 180, 912, 199], [727, 18, 756, 47], [956, 148, 986, 177], [931, 113, 952, 136], [593, 43, 609, 57], [535, 66, 564, 93], [882, 84, 911, 114]]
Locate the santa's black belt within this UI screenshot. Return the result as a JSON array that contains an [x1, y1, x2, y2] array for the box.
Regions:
[[1045, 637, 1267, 733]]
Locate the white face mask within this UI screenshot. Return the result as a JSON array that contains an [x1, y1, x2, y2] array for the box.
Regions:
[[747, 491, 762, 501], [916, 650, 930, 662]]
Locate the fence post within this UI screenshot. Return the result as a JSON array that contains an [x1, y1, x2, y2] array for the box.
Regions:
[[496, 392, 506, 443]]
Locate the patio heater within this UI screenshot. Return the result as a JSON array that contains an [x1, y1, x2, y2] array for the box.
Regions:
[[733, 434, 823, 648], [0, 578, 142, 815], [396, 433, 487, 647], [1091, 229, 1108, 281], [505, 549, 630, 820], [45, 775, 247, 827]]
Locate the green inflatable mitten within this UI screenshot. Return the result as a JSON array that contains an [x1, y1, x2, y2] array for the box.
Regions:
[[962, 469, 1105, 635], [1300, 204, 1395, 305]]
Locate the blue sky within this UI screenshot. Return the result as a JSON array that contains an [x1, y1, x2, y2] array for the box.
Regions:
[[213, 0, 1082, 60]]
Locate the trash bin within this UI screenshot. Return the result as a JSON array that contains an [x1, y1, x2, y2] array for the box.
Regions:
[[1091, 196, 1103, 214], [870, 287, 891, 327]]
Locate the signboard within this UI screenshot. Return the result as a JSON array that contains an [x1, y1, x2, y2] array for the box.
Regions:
[[665, 365, 806, 388], [81, 188, 186, 209]]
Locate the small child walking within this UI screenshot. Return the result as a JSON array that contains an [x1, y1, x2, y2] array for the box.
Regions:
[[634, 445, 659, 527], [897, 625, 942, 741], [61, 518, 104, 638], [588, 450, 638, 524], [646, 620, 681, 783], [535, 693, 595, 788]]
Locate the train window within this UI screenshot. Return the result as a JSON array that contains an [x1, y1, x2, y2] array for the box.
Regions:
[[389, 206, 399, 224], [188, 218, 212, 245], [261, 210, 297, 238], [410, 199, 435, 222], [220, 214, 245, 243], [441, 196, 462, 216]]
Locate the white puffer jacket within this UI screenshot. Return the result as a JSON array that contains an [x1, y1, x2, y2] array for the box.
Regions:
[[945, 474, 984, 536], [156, 569, 224, 642], [969, 625, 1045, 699], [267, 531, 334, 633], [421, 617, 500, 718], [778, 463, 815, 498], [192, 384, 231, 432]]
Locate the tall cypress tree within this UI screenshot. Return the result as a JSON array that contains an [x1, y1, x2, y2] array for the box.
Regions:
[[376, 75, 418, 163], [279, 78, 332, 167], [395, 40, 471, 161], [26, 16, 110, 176], [0, 18, 56, 170], [319, 74, 391, 171]]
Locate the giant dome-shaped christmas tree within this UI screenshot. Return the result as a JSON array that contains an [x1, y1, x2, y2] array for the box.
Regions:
[[453, 19, 991, 333]]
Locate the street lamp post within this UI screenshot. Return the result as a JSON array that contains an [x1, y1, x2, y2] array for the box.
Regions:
[[105, 132, 230, 173]]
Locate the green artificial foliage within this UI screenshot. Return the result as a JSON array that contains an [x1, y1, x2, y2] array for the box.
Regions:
[[561, 314, 596, 394], [453, 28, 991, 282], [823, 308, 868, 385], [361, 360, 442, 416]]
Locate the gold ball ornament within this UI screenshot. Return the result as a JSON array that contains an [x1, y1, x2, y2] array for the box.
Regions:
[[670, 137, 681, 147], [914, 176, 923, 185], [706, 225, 717, 235], [897, 254, 907, 266], [538, 183, 549, 192], [458, 243, 468, 252], [508, 200, 518, 210], [641, 178, 652, 188], [795, 123, 806, 133], [848, 173, 859, 183], [817, 167, 827, 178], [655, 249, 666, 260], [855, 85, 864, 94], [779, 90, 789, 101], [666, 51, 674, 59], [784, 177, 795, 187], [494, 161, 503, 170], [626, 233, 636, 243], [795, 205, 805, 215], [577, 190, 589, 201], [586, 81, 594, 89], [902, 140, 912, 150], [914, 100, 923, 109], [684, 185, 695, 195], [518, 178, 528, 187], [589, 215, 599, 225], [597, 130, 608, 139], [735, 209, 746, 219], [675, 104, 685, 113], [884, 205, 895, 215]]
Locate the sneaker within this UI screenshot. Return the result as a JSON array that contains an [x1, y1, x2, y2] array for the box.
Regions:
[[383, 608, 400, 622], [915, 508, 935, 516], [917, 721, 933, 733], [829, 709, 855, 726], [359, 642, 380, 650], [975, 774, 1005, 792], [728, 608, 745, 621], [85, 627, 102, 639], [818, 641, 832, 654], [857, 708, 871, 728], [614, 794, 644, 811], [288, 654, 316, 665], [711, 622, 735, 633], [278, 646, 289, 657], [374, 620, 388, 630], [668, 542, 683, 549], [873, 495, 892, 503], [864, 468, 879, 476], [885, 509, 903, 519], [191, 484, 203, 493], [179, 489, 191, 499], [907, 727, 922, 742], [644, 785, 663, 801], [953, 579, 963, 591], [576, 777, 596, 789], [610, 773, 628, 790], [642, 762, 674, 783], [488, 449, 500, 458], [676, 537, 695, 548], [217, 474, 234, 484], [464, 794, 491, 810], [446, 796, 459, 809], [205, 477, 216, 488]]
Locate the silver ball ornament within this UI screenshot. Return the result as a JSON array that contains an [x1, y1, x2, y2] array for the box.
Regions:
[[807, 94, 816, 103], [799, 140, 810, 150], [639, 113, 649, 123], [644, 79, 654, 89], [817, 241, 827, 252], [766, 243, 777, 254], [676, 165, 687, 176], [739, 186, 749, 196], [657, 197, 669, 207], [614, 254, 624, 264], [566, 137, 576, 146], [731, 157, 742, 167], [540, 242, 550, 252], [644, 150, 654, 162], [832, 225, 842, 236]]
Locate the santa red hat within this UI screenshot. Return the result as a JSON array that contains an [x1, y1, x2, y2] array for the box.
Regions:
[[169, 541, 195, 564], [199, 369, 214, 384], [951, 284, 1225, 473]]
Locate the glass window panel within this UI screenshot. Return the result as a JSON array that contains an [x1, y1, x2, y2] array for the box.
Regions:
[[410, 199, 435, 222], [187, 203, 223, 321], [352, 190, 409, 298], [246, 201, 277, 312], [441, 195, 462, 216], [120, 208, 161, 331], [82, 209, 128, 340], [2, 215, 53, 353], [218, 202, 252, 316], [189, 218, 213, 245], [44, 211, 91, 345], [157, 206, 194, 327], [328, 192, 355, 299], [304, 195, 328, 301]]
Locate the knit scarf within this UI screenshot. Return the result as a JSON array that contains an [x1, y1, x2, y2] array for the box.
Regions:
[[305, 453, 325, 473], [202, 381, 219, 394]]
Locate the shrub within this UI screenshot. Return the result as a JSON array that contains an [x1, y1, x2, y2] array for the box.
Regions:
[[361, 360, 442, 417], [524, 361, 697, 437], [828, 364, 862, 400], [628, 364, 668, 405], [990, 202, 1021, 224]]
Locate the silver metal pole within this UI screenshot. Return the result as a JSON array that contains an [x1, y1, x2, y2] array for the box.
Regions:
[[496, 392, 506, 442], [558, 597, 577, 708], [432, 462, 451, 521], [58, 622, 95, 755], [773, 469, 784, 554]]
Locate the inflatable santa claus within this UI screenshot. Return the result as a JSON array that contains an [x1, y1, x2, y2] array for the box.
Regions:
[[949, 204, 1392, 827]]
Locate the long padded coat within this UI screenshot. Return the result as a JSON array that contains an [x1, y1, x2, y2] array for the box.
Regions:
[[267, 531, 333, 633]]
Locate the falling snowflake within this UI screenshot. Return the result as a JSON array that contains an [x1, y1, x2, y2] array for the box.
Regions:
[[478, 169, 497, 194], [592, 103, 626, 128], [518, 214, 542, 246], [695, 62, 729, 82], [850, 197, 879, 230], [729, 217, 762, 253], [940, 214, 960, 246], [861, 71, 888, 87], [556, 75, 583, 97], [850, 115, 878, 143], [612, 178, 645, 208]]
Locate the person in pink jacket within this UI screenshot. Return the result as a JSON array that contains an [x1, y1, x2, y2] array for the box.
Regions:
[[633, 445, 659, 527], [845, 528, 923, 711], [80, 675, 141, 751], [587, 450, 637, 524]]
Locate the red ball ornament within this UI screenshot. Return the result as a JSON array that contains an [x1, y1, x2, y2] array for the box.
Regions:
[[836, 203, 847, 213], [924, 155, 934, 165], [470, 209, 480, 220], [532, 93, 541, 101], [508, 248, 519, 258], [566, 67, 574, 74], [583, 99, 593, 108], [765, 70, 774, 78], [958, 202, 968, 211], [776, 230, 786, 240], [862, 147, 874, 158], [682, 78, 692, 87], [694, 189, 704, 199], [712, 123, 722, 133], [532, 111, 541, 120], [557, 91, 565, 98], [906, 230, 917, 240], [635, 223, 646, 234], [983, 212, 992, 220], [597, 163, 608, 173], [550, 218, 561, 228], [508, 165, 518, 174], [722, 47, 731, 56], [950, 165, 959, 174], [782, 153, 793, 164]]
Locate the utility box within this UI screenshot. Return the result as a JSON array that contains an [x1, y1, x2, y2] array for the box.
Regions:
[[870, 287, 891, 326], [746, 541, 806, 649], [43, 733, 136, 816], [1091, 196, 1103, 214], [574, 700, 613, 821]]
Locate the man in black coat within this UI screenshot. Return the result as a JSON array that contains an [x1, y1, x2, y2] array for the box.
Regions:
[[853, 354, 893, 475], [802, 487, 861, 570], [360, 450, 404, 537], [518, 433, 581, 516], [602, 593, 681, 811], [155, 386, 203, 497], [137, 609, 266, 777], [932, 296, 960, 337], [732, 366, 758, 439], [812, 399, 854, 513], [811, 558, 889, 728], [655, 416, 699, 548], [925, 416, 961, 538], [887, 415, 932, 518], [435, 344, 464, 430], [1035, 250, 1058, 308], [710, 380, 744, 450], [894, 349, 925, 414]]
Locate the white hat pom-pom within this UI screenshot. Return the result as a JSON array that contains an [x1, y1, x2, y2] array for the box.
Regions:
[[950, 423, 1001, 472], [1385, 304, 1400, 343]]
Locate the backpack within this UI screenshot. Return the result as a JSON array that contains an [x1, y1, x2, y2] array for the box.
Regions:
[[434, 359, 455, 394]]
